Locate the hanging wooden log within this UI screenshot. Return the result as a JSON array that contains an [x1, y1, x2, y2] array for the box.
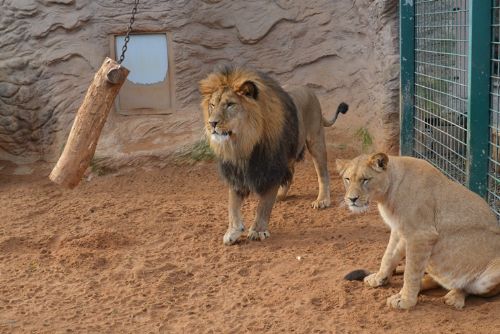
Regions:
[[49, 57, 129, 188]]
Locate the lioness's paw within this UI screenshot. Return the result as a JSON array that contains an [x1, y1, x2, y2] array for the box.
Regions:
[[223, 226, 244, 246], [444, 289, 465, 309], [386, 293, 417, 310], [311, 198, 331, 209], [247, 228, 270, 241], [364, 273, 389, 288]]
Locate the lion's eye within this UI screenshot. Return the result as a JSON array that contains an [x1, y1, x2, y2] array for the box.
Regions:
[[226, 102, 235, 108], [209, 103, 215, 111], [362, 178, 371, 184], [344, 177, 350, 183]]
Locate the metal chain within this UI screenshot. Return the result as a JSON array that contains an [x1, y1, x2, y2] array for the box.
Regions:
[[118, 0, 139, 64]]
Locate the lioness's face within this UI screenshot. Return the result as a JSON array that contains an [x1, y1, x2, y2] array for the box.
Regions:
[[336, 153, 390, 213]]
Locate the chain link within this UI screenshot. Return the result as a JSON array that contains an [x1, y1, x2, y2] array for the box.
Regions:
[[118, 0, 139, 64]]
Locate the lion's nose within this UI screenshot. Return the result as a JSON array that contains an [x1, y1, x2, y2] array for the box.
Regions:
[[348, 196, 359, 204], [209, 121, 218, 129]]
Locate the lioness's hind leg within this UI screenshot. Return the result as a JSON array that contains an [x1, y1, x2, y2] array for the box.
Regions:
[[444, 289, 466, 309], [248, 185, 279, 241], [468, 259, 500, 297], [306, 134, 330, 209], [481, 283, 500, 297], [421, 274, 440, 291], [277, 163, 295, 201]]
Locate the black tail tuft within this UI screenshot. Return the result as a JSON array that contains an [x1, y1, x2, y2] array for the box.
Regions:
[[337, 102, 349, 114], [344, 269, 370, 281]]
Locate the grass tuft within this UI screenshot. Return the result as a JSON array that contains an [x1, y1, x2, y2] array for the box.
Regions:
[[90, 156, 117, 176], [355, 127, 373, 152], [176, 139, 215, 164]]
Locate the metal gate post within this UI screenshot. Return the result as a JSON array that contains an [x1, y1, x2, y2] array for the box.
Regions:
[[467, 0, 492, 197], [400, 0, 415, 156]]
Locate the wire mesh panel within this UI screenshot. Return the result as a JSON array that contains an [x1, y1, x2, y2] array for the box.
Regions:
[[413, 0, 469, 184], [488, 0, 500, 216], [402, 1, 496, 218]]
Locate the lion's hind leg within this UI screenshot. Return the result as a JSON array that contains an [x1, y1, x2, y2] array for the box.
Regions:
[[277, 162, 295, 202], [306, 135, 330, 209]]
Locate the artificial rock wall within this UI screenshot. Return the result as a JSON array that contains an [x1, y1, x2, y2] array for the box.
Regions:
[[0, 0, 399, 165]]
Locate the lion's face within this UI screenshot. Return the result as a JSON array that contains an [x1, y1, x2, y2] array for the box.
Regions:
[[203, 84, 262, 153], [200, 69, 283, 163], [336, 153, 390, 213]]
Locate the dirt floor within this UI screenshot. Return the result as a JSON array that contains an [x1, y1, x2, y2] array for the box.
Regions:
[[1, 146, 499, 334]]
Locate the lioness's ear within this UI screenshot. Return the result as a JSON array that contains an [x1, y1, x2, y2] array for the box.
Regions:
[[236, 80, 259, 99], [368, 153, 389, 172], [336, 159, 349, 175]]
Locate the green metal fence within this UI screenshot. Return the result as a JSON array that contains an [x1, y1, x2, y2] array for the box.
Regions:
[[400, 0, 499, 216], [488, 1, 500, 216]]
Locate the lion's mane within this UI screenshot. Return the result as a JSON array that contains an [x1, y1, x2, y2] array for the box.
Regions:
[[199, 66, 301, 196]]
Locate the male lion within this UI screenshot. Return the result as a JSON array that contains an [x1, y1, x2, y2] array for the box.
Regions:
[[199, 66, 348, 245], [337, 153, 500, 309]]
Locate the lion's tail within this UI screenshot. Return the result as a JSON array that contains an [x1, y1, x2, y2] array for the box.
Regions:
[[322, 102, 349, 127], [344, 269, 370, 281]]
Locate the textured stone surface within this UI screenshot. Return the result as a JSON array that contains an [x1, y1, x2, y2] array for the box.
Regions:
[[0, 0, 399, 164]]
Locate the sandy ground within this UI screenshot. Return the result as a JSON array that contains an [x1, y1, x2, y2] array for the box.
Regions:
[[1, 146, 499, 334]]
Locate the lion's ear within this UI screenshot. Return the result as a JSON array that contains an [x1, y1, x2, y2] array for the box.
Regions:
[[368, 153, 389, 172], [199, 78, 215, 97], [336, 159, 349, 175], [236, 80, 259, 99]]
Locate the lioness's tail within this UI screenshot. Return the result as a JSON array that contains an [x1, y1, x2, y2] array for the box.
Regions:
[[344, 269, 370, 281], [344, 267, 404, 281], [322, 102, 349, 127]]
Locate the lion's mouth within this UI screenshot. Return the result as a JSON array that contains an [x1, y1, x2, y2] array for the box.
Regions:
[[212, 130, 232, 136], [211, 130, 233, 142]]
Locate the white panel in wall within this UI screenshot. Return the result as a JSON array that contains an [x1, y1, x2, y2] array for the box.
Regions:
[[115, 34, 168, 85]]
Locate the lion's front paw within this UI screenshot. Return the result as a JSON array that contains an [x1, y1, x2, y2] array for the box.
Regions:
[[386, 293, 417, 310], [444, 289, 465, 309], [364, 273, 389, 288], [223, 225, 244, 246], [247, 228, 270, 241], [311, 198, 331, 209]]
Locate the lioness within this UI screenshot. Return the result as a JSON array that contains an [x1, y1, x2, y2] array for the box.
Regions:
[[199, 66, 348, 245], [337, 153, 500, 309]]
